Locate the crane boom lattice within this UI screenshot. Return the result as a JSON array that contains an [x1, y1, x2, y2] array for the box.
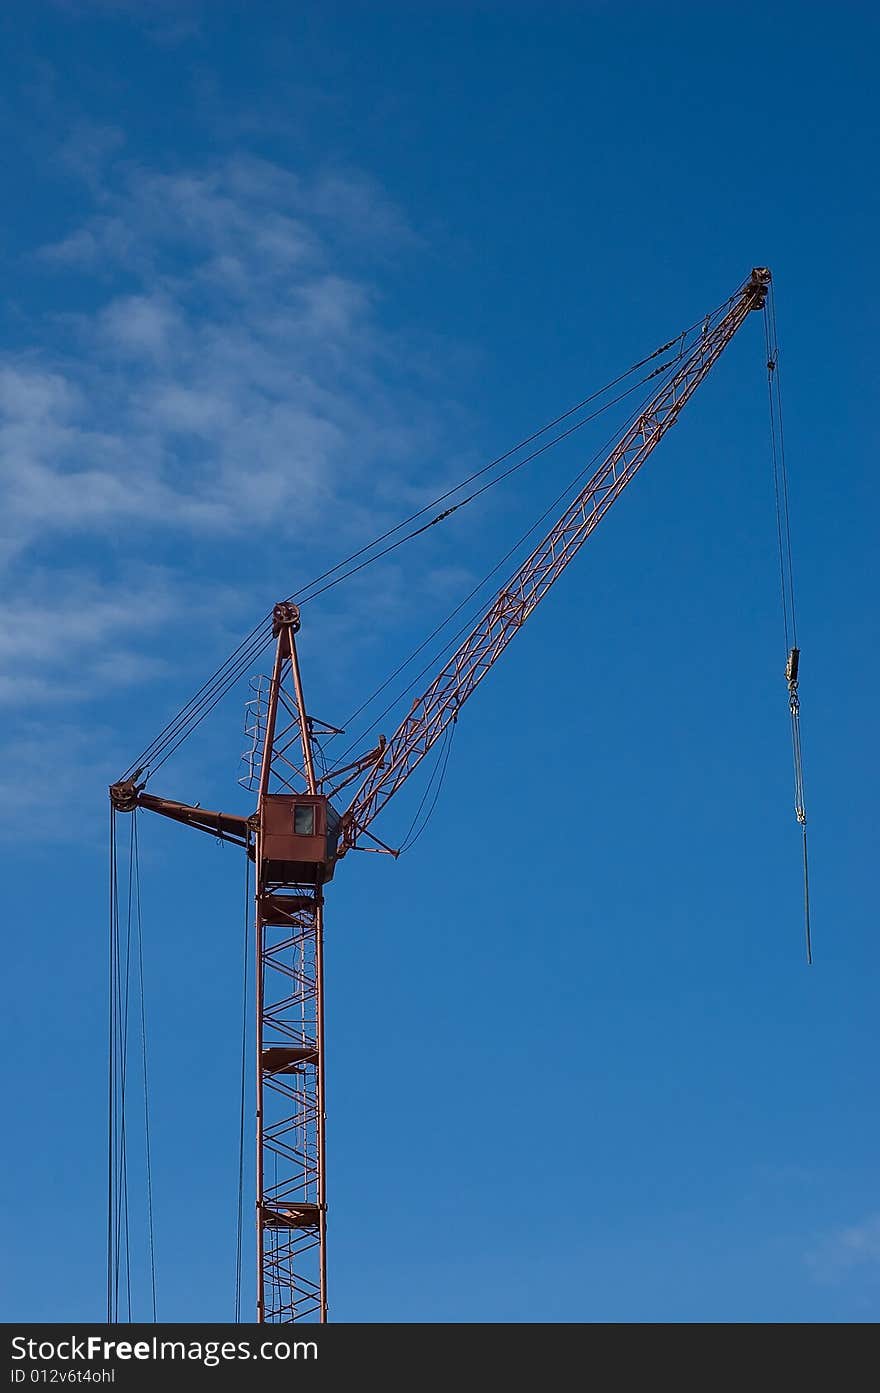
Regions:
[[341, 269, 770, 846]]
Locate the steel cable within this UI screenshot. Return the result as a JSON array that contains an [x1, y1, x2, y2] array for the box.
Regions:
[[234, 844, 251, 1321], [132, 812, 157, 1321], [121, 301, 737, 781], [329, 344, 695, 768], [108, 810, 156, 1319], [764, 288, 811, 962], [107, 808, 117, 1322], [398, 718, 457, 854]]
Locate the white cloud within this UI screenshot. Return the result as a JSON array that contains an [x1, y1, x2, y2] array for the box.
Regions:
[[3, 153, 431, 572], [97, 294, 182, 357], [0, 570, 188, 705], [0, 145, 473, 835], [0, 364, 82, 422]]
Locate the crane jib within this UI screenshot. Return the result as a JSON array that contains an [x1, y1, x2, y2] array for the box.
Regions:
[[341, 269, 771, 848]]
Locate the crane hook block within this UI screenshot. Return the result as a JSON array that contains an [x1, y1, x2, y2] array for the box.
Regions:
[[785, 646, 800, 685]]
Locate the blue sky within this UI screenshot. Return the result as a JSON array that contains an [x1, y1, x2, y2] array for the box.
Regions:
[[1, 0, 878, 1323]]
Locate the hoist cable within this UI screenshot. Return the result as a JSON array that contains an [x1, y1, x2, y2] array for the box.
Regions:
[[122, 299, 737, 781], [138, 631, 273, 778], [287, 292, 732, 613], [112, 824, 126, 1319], [770, 284, 798, 647], [764, 290, 811, 962], [234, 844, 250, 1322], [281, 301, 730, 617], [129, 358, 673, 779], [121, 621, 273, 779], [148, 293, 733, 785], [110, 816, 129, 1320], [802, 827, 812, 966], [331, 350, 688, 765], [132, 812, 157, 1321], [398, 718, 457, 853], [114, 815, 136, 1321], [123, 624, 274, 780], [107, 808, 117, 1322], [287, 336, 686, 604], [284, 299, 734, 613], [290, 362, 677, 613], [764, 313, 792, 652], [130, 366, 650, 781], [129, 303, 733, 779], [108, 811, 156, 1320]]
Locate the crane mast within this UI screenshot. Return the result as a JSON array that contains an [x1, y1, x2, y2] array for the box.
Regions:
[[109, 267, 770, 1323]]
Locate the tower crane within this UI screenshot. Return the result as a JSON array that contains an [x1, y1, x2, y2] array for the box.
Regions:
[[110, 267, 775, 1324]]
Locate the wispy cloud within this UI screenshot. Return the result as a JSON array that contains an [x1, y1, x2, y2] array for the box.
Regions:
[[806, 1214, 880, 1286], [0, 140, 469, 834], [0, 568, 226, 706], [50, 1, 204, 46], [4, 151, 427, 567]]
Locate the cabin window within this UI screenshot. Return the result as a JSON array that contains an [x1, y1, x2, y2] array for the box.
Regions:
[[294, 804, 315, 836]]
